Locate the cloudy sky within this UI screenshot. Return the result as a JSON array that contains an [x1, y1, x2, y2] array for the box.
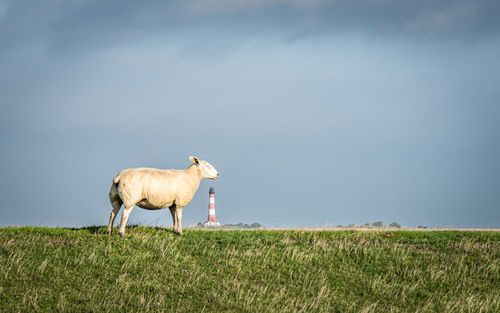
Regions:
[[1, 0, 499, 228]]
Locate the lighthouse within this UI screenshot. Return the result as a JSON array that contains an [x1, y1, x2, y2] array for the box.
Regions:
[[203, 187, 220, 227]]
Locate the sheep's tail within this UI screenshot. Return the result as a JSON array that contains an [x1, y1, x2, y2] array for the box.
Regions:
[[113, 174, 121, 186], [109, 174, 122, 203]]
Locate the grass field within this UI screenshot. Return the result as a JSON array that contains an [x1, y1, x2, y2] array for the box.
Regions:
[[1, 227, 499, 312]]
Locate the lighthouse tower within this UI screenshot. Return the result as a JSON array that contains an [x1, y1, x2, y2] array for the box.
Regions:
[[203, 187, 220, 227]]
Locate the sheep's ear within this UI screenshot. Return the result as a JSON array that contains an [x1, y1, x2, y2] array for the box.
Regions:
[[189, 156, 200, 165]]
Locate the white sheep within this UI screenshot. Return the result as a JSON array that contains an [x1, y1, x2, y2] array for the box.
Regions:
[[107, 156, 219, 237]]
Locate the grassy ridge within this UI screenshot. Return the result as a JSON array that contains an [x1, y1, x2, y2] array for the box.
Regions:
[[1, 227, 499, 312]]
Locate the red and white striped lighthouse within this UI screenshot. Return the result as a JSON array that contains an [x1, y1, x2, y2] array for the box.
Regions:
[[203, 187, 220, 226]]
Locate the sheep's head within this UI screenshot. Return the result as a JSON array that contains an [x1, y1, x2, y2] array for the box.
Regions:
[[190, 156, 219, 180]]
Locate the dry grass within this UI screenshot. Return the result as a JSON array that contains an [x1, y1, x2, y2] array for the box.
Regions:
[[0, 227, 499, 312]]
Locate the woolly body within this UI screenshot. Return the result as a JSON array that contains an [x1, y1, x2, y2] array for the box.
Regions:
[[114, 166, 201, 209]]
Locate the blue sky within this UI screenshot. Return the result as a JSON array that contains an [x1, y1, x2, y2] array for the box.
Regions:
[[1, 0, 499, 228]]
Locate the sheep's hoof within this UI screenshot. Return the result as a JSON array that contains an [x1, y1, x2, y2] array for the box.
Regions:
[[119, 232, 126, 238]]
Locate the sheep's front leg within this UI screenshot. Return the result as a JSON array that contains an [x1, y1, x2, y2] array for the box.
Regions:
[[176, 207, 183, 235], [169, 205, 183, 235], [169, 206, 177, 233], [119, 205, 134, 237]]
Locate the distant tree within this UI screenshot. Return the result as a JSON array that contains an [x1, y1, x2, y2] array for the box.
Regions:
[[364, 222, 371, 228], [221, 222, 262, 229], [348, 224, 356, 228], [372, 221, 383, 227], [336, 225, 343, 228], [389, 222, 401, 228]]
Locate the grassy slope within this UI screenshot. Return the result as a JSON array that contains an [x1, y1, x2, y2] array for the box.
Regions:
[[0, 227, 499, 313]]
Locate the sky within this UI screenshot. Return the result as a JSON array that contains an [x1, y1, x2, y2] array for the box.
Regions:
[[0, 0, 499, 228]]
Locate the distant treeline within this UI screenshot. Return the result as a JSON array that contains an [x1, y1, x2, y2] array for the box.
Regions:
[[197, 222, 262, 229], [194, 221, 432, 229], [337, 222, 428, 229]]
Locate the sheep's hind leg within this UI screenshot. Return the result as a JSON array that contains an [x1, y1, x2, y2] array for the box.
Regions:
[[108, 184, 123, 236], [119, 205, 135, 238], [107, 199, 122, 236]]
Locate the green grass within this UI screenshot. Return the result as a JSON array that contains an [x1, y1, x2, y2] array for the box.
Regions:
[[1, 227, 499, 312]]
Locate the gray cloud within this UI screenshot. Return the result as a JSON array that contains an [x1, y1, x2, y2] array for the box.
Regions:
[[403, 1, 478, 32], [1, 0, 499, 55]]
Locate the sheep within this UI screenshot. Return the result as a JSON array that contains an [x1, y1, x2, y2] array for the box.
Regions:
[[107, 156, 219, 237]]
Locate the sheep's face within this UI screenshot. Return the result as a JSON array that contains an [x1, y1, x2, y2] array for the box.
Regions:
[[190, 156, 219, 180]]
